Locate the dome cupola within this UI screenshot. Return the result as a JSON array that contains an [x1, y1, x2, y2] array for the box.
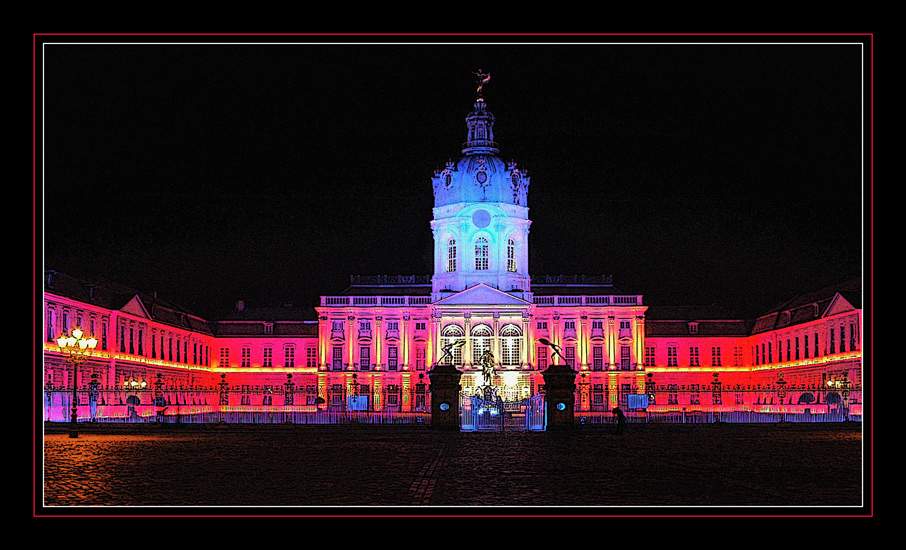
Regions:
[[431, 72, 530, 209]]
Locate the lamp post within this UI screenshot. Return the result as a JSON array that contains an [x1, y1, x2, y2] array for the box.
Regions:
[[56, 328, 98, 438], [776, 372, 787, 423]]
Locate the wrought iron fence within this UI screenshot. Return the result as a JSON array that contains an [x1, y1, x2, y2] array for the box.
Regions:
[[43, 384, 861, 428], [576, 386, 863, 425], [460, 393, 545, 431], [42, 386, 430, 426]]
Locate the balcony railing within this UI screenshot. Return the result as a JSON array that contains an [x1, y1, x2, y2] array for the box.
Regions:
[[532, 295, 643, 306], [321, 295, 432, 307]]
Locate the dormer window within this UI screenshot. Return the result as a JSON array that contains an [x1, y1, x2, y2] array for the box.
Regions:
[[688, 322, 699, 334], [264, 323, 273, 335]]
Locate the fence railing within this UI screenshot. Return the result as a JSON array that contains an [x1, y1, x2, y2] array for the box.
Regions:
[[42, 386, 861, 427]]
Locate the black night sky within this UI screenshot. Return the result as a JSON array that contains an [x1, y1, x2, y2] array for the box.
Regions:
[[36, 36, 870, 321]]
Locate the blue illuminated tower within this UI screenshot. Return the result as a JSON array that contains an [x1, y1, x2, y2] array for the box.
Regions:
[[430, 85, 532, 302]]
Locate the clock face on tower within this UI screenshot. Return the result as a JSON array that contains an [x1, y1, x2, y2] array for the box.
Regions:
[[472, 209, 491, 228]]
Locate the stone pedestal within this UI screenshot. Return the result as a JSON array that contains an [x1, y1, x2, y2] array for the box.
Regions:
[[428, 362, 463, 430], [542, 362, 577, 430]]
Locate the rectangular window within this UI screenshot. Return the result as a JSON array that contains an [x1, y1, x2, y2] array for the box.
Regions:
[[46, 310, 55, 342], [795, 337, 800, 360], [829, 328, 836, 354], [447, 239, 457, 272], [285, 345, 296, 368], [689, 346, 700, 367], [592, 346, 603, 371], [667, 346, 677, 367], [306, 347, 317, 368], [804, 335, 809, 358], [537, 321, 548, 330], [386, 385, 400, 406], [475, 239, 488, 270], [415, 322, 426, 331], [850, 323, 857, 350], [537, 346, 548, 369], [667, 384, 678, 405], [388, 346, 398, 371], [814, 332, 819, 357], [152, 334, 157, 359], [645, 346, 655, 367], [620, 346, 630, 370], [360, 347, 370, 371], [241, 347, 251, 368], [690, 384, 700, 405], [219, 348, 229, 368], [565, 346, 575, 368], [734, 346, 743, 367], [415, 344, 426, 371], [711, 346, 721, 367], [839, 326, 846, 353], [263, 347, 273, 367], [332, 346, 344, 370]]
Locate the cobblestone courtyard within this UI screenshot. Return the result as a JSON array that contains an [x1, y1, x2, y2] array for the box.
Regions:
[[40, 422, 867, 514]]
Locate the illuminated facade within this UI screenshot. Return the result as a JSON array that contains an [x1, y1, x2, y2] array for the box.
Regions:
[[41, 87, 863, 422]]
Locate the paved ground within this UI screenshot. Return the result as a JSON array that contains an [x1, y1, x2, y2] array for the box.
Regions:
[[39, 422, 868, 515]]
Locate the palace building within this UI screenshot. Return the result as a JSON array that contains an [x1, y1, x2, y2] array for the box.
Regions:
[[41, 82, 863, 424]]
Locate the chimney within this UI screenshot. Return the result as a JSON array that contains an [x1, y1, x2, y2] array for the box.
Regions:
[[236, 300, 245, 312]]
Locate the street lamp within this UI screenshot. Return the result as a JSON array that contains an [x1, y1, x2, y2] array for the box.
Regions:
[[56, 328, 98, 438]]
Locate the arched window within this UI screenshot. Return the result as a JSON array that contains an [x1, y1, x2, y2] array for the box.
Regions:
[[475, 237, 489, 270], [441, 325, 464, 365], [507, 239, 517, 272], [471, 324, 493, 364], [500, 324, 522, 366], [446, 238, 457, 272]]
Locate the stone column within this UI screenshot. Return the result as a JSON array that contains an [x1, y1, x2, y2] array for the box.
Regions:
[[607, 315, 616, 369], [375, 316, 383, 369], [463, 313, 472, 368], [542, 360, 577, 430], [429, 360, 462, 430]]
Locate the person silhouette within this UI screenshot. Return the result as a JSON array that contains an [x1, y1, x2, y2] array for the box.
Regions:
[[612, 406, 627, 435]]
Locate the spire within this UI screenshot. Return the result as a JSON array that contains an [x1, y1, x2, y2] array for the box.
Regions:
[[463, 69, 498, 156]]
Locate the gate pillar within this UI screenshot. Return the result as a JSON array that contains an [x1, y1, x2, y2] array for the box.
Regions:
[[542, 362, 577, 430], [428, 362, 463, 430]]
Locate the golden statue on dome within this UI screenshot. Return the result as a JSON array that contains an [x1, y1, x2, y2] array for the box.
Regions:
[[473, 69, 490, 99]]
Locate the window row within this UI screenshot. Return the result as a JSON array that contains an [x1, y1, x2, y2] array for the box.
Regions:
[[327, 344, 425, 371], [646, 345, 744, 368], [445, 238, 518, 272], [220, 345, 318, 368], [753, 321, 860, 365]]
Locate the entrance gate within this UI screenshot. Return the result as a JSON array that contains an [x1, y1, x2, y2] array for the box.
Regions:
[[460, 392, 545, 431]]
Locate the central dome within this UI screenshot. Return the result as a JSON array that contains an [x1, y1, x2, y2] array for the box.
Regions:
[[432, 100, 529, 208]]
